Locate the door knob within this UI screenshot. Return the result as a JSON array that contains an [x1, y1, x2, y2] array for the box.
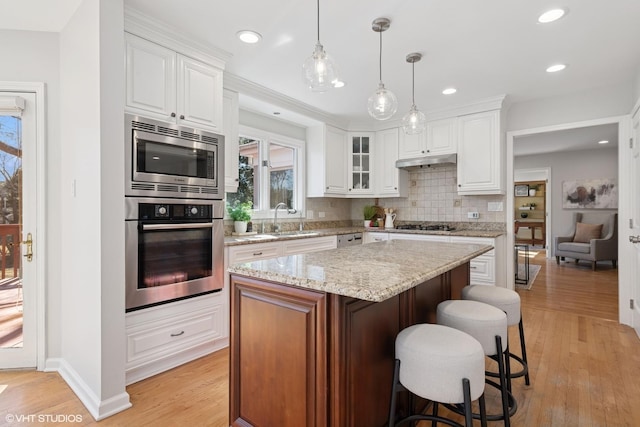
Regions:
[[630, 235, 640, 244], [22, 232, 33, 262]]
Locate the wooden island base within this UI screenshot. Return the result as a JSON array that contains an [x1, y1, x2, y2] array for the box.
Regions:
[[230, 263, 470, 427]]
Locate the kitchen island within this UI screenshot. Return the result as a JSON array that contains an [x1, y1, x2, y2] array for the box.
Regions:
[[228, 239, 493, 427]]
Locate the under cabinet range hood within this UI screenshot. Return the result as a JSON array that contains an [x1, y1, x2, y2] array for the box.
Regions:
[[395, 153, 457, 169]]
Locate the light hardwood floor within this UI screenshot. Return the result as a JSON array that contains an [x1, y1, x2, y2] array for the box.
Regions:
[[1, 252, 639, 426]]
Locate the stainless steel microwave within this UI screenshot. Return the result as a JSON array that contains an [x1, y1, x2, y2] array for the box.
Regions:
[[125, 114, 224, 199]]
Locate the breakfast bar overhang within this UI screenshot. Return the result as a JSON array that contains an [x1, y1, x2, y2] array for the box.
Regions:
[[228, 239, 493, 427]]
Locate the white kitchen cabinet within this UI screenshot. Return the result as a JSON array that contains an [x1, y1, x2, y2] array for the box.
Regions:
[[307, 124, 348, 197], [456, 110, 504, 195], [223, 89, 239, 193], [389, 233, 450, 242], [426, 118, 458, 155], [125, 33, 223, 132], [363, 231, 389, 244], [449, 235, 505, 287], [398, 118, 457, 160], [347, 132, 375, 196], [125, 291, 228, 385], [375, 128, 408, 197], [282, 235, 337, 255]]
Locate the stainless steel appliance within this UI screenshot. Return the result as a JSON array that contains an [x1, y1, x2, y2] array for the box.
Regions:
[[337, 232, 363, 247], [125, 197, 224, 312], [125, 114, 224, 199]]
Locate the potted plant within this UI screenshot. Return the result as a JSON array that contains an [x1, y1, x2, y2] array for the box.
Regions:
[[227, 200, 252, 233], [363, 205, 377, 227]]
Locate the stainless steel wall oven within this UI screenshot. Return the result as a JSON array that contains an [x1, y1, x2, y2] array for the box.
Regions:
[[125, 197, 224, 312]]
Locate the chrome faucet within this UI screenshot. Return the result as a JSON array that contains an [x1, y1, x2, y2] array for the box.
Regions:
[[273, 203, 288, 233]]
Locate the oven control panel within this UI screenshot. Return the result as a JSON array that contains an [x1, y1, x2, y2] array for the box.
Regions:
[[138, 203, 212, 220]]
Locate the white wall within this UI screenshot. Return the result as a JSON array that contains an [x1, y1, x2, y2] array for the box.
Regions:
[[507, 82, 634, 131], [59, 0, 128, 419], [514, 147, 618, 253], [0, 30, 63, 361], [239, 109, 306, 140]]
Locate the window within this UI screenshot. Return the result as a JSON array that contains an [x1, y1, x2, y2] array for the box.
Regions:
[[226, 126, 305, 219]]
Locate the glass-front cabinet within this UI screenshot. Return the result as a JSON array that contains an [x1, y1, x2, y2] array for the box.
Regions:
[[348, 132, 374, 195]]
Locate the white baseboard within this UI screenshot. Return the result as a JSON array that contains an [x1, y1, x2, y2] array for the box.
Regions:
[[126, 338, 229, 385], [47, 358, 131, 421]]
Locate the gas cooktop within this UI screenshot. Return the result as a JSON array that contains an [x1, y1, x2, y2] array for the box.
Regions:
[[395, 224, 456, 231]]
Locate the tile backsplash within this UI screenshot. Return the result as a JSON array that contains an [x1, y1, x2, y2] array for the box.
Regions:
[[349, 164, 506, 224]]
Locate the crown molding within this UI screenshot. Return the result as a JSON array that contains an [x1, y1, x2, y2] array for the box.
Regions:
[[224, 72, 350, 129], [425, 95, 507, 121], [124, 5, 231, 69]]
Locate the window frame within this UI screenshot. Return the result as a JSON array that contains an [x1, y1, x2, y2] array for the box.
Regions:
[[232, 125, 305, 221]]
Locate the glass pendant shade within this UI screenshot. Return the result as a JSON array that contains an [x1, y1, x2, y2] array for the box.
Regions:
[[303, 42, 339, 92], [402, 52, 426, 134], [367, 17, 396, 120], [367, 82, 398, 120], [401, 104, 427, 134]]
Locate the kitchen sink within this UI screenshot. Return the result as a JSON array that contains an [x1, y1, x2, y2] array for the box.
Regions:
[[274, 230, 319, 237]]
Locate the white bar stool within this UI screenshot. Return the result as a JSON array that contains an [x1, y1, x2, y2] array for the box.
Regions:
[[388, 323, 487, 427], [437, 299, 514, 427], [462, 285, 531, 388]]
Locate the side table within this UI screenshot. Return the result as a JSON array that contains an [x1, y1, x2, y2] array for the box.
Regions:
[[514, 244, 530, 284]]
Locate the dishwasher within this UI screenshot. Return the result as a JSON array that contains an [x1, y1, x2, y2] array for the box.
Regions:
[[337, 232, 363, 247]]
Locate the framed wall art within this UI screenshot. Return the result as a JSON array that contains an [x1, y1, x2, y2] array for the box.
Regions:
[[514, 184, 529, 197], [562, 178, 618, 209]]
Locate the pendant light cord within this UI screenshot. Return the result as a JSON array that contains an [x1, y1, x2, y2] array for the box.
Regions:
[[316, 0, 320, 42], [411, 62, 416, 105], [379, 31, 383, 82]]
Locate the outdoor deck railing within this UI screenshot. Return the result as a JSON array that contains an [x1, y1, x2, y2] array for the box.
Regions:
[[0, 224, 20, 279]]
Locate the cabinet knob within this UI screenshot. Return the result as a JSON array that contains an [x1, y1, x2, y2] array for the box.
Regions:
[[235, 178, 239, 182], [180, 114, 185, 120], [458, 184, 461, 187], [394, 187, 397, 190], [426, 149, 430, 153], [421, 150, 425, 153], [171, 112, 176, 118], [326, 186, 329, 190], [348, 188, 352, 191]]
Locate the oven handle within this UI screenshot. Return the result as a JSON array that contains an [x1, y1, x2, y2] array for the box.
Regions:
[[141, 222, 214, 231]]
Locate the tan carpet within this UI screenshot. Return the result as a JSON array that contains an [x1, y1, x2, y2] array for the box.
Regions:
[[515, 264, 541, 290]]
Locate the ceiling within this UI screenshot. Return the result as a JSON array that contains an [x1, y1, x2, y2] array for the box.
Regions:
[[0, 0, 83, 32], [513, 123, 618, 156], [121, 0, 640, 126], [1, 1, 635, 154]]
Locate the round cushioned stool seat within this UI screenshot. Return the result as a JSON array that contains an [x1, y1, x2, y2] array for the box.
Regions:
[[462, 285, 521, 326], [395, 323, 485, 404], [437, 300, 508, 356]]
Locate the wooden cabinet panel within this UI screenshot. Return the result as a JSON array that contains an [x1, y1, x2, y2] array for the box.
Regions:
[[230, 276, 327, 427]]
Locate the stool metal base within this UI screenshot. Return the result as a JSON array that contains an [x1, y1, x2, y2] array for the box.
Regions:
[[487, 317, 531, 387], [388, 359, 487, 427]]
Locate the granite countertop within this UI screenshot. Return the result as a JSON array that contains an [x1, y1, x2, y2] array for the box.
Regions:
[[228, 239, 493, 302], [224, 226, 503, 246]]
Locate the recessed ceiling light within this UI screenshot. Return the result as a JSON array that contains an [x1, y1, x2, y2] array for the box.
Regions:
[[333, 80, 345, 88], [442, 88, 457, 95], [546, 64, 567, 73], [237, 30, 262, 44], [598, 140, 609, 144], [538, 8, 567, 24]]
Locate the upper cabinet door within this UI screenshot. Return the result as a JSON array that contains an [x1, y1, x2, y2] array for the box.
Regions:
[[426, 118, 457, 155], [398, 131, 427, 159], [125, 33, 176, 121], [348, 133, 374, 195], [324, 126, 348, 194], [375, 128, 408, 197], [177, 56, 223, 132], [456, 110, 504, 195]]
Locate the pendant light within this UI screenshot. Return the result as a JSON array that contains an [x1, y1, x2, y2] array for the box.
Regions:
[[401, 53, 427, 134], [367, 18, 397, 120], [302, 0, 339, 92]]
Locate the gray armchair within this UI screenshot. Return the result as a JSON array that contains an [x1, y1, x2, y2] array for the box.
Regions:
[[554, 212, 617, 271]]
